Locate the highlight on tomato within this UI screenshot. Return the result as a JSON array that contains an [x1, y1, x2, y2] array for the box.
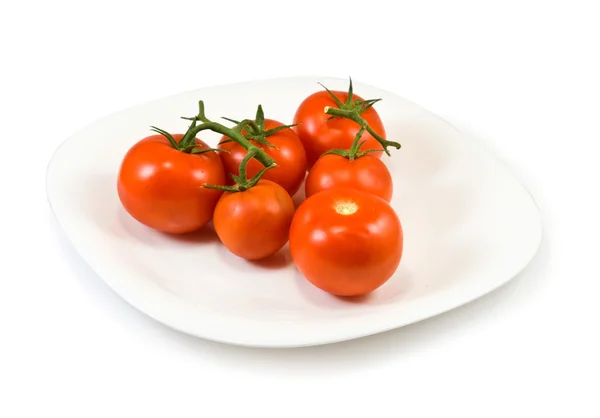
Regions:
[[217, 105, 307, 197], [293, 77, 398, 168], [206, 148, 296, 261], [289, 187, 403, 297], [117, 101, 276, 234]]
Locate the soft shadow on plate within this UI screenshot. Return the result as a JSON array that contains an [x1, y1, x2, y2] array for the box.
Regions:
[[50, 210, 548, 375], [77, 173, 220, 246], [292, 264, 415, 310], [214, 242, 294, 270], [116, 206, 220, 247], [160, 222, 220, 244], [248, 244, 293, 270]]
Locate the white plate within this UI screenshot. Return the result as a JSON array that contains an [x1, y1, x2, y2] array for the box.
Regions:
[[46, 76, 542, 348]]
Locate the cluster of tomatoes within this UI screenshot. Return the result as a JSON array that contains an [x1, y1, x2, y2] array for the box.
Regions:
[[117, 79, 404, 297]]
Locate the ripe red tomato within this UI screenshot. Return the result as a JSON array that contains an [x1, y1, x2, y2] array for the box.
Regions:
[[305, 154, 393, 202], [293, 84, 386, 168], [218, 119, 307, 196], [289, 188, 403, 296], [213, 180, 296, 260], [117, 133, 225, 234]]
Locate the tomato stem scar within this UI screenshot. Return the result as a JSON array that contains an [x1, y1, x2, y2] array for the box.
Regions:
[[335, 201, 359, 215]]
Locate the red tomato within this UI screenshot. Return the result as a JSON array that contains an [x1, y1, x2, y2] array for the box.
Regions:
[[117, 133, 225, 234], [293, 87, 386, 168], [213, 180, 296, 260], [289, 188, 403, 296], [305, 154, 393, 202], [218, 119, 307, 196]]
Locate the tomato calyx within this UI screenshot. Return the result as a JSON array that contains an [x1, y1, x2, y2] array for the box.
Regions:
[[319, 77, 382, 118], [219, 105, 297, 149], [321, 125, 383, 161], [203, 147, 274, 193]]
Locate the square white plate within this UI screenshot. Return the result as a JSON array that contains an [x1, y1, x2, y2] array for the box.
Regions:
[[46, 76, 542, 347]]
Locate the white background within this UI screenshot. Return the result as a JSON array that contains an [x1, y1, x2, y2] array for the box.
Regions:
[[1, 0, 599, 416]]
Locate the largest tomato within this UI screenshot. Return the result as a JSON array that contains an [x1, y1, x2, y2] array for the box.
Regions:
[[289, 188, 403, 297], [293, 79, 387, 168], [117, 131, 226, 234]]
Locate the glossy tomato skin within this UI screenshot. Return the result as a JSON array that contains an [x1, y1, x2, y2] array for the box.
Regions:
[[213, 180, 296, 260], [293, 91, 386, 168], [305, 154, 393, 202], [218, 119, 307, 196], [117, 133, 226, 234], [289, 188, 403, 296]]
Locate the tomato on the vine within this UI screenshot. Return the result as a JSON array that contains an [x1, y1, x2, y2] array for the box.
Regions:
[[212, 179, 295, 260], [293, 78, 389, 168], [289, 187, 403, 297], [117, 130, 226, 234], [305, 153, 393, 202], [218, 105, 307, 197]]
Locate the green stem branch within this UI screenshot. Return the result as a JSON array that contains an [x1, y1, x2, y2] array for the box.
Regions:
[[181, 101, 276, 168], [237, 148, 256, 185], [324, 106, 401, 156], [203, 147, 275, 192]]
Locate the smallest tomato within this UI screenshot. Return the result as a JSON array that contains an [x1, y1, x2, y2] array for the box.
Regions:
[[305, 153, 393, 202], [213, 179, 295, 261]]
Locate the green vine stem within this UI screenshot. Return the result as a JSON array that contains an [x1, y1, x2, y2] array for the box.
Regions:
[[324, 106, 401, 157], [150, 118, 224, 155], [180, 101, 276, 168], [203, 148, 274, 193], [319, 77, 402, 159], [150, 101, 276, 168], [218, 104, 297, 149]]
